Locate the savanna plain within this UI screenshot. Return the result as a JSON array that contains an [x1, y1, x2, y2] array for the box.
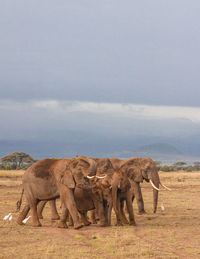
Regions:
[[0, 170, 200, 259]]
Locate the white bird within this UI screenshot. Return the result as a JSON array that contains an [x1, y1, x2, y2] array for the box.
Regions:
[[8, 214, 12, 222], [161, 203, 165, 211], [22, 216, 31, 224], [3, 213, 12, 221]]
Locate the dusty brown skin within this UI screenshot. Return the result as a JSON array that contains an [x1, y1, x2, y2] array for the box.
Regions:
[[16, 156, 99, 229], [35, 157, 161, 227], [90, 158, 114, 226], [106, 158, 135, 226], [76, 158, 140, 227], [110, 157, 161, 223], [90, 158, 136, 226], [58, 158, 115, 227], [24, 157, 108, 227]]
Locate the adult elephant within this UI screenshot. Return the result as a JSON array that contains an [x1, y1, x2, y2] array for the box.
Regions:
[[111, 157, 170, 218], [90, 158, 136, 226], [88, 158, 115, 226], [67, 157, 132, 227], [60, 158, 114, 227], [16, 156, 99, 229]]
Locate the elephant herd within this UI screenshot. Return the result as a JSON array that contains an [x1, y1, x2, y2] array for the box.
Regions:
[[16, 156, 170, 229]]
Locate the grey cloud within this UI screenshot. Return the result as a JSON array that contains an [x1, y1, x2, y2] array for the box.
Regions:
[[1, 99, 200, 158], [1, 100, 200, 141], [0, 1, 200, 106]]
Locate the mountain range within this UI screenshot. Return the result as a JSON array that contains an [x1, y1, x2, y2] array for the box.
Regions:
[[0, 140, 199, 165]]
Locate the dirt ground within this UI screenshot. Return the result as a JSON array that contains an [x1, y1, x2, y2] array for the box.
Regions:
[[0, 170, 200, 259]]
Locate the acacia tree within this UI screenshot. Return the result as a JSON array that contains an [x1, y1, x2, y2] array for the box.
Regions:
[[173, 161, 187, 167], [1, 152, 35, 169]]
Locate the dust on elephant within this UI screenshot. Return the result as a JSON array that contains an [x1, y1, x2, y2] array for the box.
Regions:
[[111, 157, 171, 218], [37, 158, 114, 227], [59, 158, 114, 227], [89, 158, 114, 226], [91, 158, 136, 226], [65, 158, 120, 227], [16, 156, 97, 229]]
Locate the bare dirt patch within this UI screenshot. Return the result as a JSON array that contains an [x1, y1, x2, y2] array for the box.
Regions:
[[1, 171, 200, 258]]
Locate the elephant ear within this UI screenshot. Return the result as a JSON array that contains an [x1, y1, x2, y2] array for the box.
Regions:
[[127, 167, 143, 182], [120, 157, 139, 169], [140, 158, 153, 178], [58, 166, 75, 189]]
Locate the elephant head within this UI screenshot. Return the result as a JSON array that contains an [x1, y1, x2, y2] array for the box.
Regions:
[[109, 158, 132, 192], [86, 158, 113, 204], [83, 158, 115, 226], [60, 156, 97, 190], [76, 156, 97, 177], [139, 158, 160, 213]]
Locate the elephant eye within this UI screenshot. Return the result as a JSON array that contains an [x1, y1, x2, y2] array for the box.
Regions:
[[83, 176, 89, 182]]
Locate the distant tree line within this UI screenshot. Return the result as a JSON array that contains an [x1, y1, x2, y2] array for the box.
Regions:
[[155, 161, 200, 172], [0, 152, 36, 170], [1, 153, 200, 172]]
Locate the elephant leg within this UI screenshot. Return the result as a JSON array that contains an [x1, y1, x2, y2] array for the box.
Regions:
[[93, 200, 107, 227], [49, 200, 60, 220], [16, 204, 30, 225], [60, 188, 83, 229], [133, 182, 145, 214], [89, 209, 97, 224], [107, 201, 113, 226], [104, 201, 112, 226], [126, 190, 136, 226], [113, 196, 123, 226], [65, 209, 74, 226], [112, 189, 123, 226], [58, 205, 68, 228], [80, 211, 91, 226], [31, 200, 42, 227], [68, 213, 74, 226], [37, 200, 47, 219], [119, 200, 129, 225]]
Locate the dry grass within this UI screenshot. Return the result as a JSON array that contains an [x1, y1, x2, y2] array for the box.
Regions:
[[1, 171, 200, 258], [0, 170, 25, 178]]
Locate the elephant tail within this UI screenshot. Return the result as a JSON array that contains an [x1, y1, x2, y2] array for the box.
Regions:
[[16, 188, 24, 212]]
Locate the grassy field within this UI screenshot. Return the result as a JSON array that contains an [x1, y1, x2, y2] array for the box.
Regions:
[[1, 170, 200, 258]]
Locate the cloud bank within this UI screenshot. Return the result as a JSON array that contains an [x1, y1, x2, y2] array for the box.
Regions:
[[1, 99, 200, 122]]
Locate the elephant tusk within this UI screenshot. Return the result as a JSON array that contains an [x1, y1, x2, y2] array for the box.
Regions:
[[87, 175, 96, 179], [96, 175, 106, 179], [160, 183, 171, 191], [150, 179, 160, 191]]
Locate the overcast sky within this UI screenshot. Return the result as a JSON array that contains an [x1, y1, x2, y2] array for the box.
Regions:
[[0, 1, 200, 157]]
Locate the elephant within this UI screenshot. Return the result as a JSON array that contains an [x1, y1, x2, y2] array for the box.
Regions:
[[89, 158, 136, 226], [16, 156, 102, 229], [110, 157, 171, 222], [52, 157, 126, 227], [58, 158, 114, 227], [33, 157, 169, 227], [88, 158, 114, 226]]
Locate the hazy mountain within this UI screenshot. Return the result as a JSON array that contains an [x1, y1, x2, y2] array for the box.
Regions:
[[107, 143, 199, 164], [0, 139, 199, 165]]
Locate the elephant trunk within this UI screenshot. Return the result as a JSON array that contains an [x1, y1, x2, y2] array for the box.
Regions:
[[76, 156, 97, 176], [87, 158, 97, 176], [112, 184, 121, 225], [153, 188, 159, 213], [151, 168, 160, 214]]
